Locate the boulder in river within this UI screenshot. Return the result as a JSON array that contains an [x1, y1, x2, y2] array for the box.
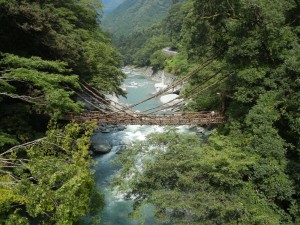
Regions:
[[101, 128, 111, 133], [196, 127, 212, 137], [116, 125, 126, 131], [116, 145, 127, 154], [196, 127, 206, 134], [92, 141, 112, 154]]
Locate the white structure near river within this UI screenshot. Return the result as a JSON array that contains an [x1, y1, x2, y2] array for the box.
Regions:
[[123, 66, 182, 109], [88, 68, 204, 225]]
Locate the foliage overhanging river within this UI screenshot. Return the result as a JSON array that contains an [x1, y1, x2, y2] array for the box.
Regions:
[[90, 70, 202, 225]]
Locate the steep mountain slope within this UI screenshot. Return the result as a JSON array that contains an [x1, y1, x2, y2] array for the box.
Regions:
[[102, 0, 174, 37], [102, 0, 126, 14]]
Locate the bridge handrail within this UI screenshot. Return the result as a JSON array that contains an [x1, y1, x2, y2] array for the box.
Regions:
[[66, 110, 225, 126]]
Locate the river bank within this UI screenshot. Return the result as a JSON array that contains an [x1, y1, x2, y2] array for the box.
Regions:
[[91, 71, 164, 225], [123, 66, 176, 86], [90, 69, 212, 225]]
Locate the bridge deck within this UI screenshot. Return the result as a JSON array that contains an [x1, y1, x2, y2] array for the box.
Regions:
[[67, 111, 225, 126]]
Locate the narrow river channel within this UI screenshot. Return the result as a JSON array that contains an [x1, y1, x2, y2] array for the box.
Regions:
[[91, 70, 199, 225]]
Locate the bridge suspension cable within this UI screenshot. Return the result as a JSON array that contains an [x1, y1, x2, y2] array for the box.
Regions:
[[80, 81, 121, 111], [139, 70, 222, 114], [109, 56, 218, 113], [79, 81, 111, 109], [78, 81, 139, 117], [145, 75, 228, 114], [70, 50, 225, 119], [71, 88, 108, 113], [68, 81, 139, 118]]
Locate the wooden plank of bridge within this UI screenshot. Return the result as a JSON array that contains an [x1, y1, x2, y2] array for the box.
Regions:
[[66, 111, 225, 126]]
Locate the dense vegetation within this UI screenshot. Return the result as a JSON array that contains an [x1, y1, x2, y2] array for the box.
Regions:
[[102, 0, 178, 37], [113, 0, 300, 224], [1, 0, 299, 223], [113, 0, 192, 70], [102, 0, 126, 14], [0, 0, 124, 223]]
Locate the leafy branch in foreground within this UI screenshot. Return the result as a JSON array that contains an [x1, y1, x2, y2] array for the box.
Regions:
[[0, 53, 83, 116], [0, 121, 103, 225]]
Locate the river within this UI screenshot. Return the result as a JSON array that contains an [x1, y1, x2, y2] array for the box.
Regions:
[[90, 70, 198, 225]]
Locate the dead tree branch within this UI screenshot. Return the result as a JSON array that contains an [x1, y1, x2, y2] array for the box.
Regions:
[[0, 92, 46, 105]]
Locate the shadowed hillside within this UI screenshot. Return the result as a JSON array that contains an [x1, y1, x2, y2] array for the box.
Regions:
[[102, 0, 174, 37], [102, 0, 126, 14]]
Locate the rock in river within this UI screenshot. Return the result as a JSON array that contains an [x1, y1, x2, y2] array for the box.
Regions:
[[92, 141, 112, 154], [115, 145, 127, 154]]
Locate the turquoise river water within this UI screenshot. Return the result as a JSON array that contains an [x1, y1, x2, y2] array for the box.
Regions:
[[90, 70, 197, 225]]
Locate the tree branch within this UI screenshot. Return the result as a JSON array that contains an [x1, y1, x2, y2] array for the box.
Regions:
[[0, 70, 11, 74], [0, 77, 15, 82], [0, 92, 46, 105], [0, 169, 22, 181], [41, 140, 69, 152], [0, 135, 70, 157], [0, 158, 30, 162], [0, 160, 22, 167], [0, 182, 17, 186], [0, 137, 47, 156]]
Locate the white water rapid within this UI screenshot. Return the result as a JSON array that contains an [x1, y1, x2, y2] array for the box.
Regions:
[[90, 69, 201, 225]]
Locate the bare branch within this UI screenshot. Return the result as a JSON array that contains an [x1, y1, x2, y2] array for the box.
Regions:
[[0, 78, 15, 82], [0, 92, 46, 105], [0, 170, 22, 182], [0, 135, 70, 157], [0, 70, 11, 74], [0, 77, 30, 83], [0, 172, 22, 182], [0, 158, 30, 162], [0, 137, 47, 156], [0, 162, 22, 167], [41, 140, 69, 152], [0, 182, 17, 186], [0, 165, 23, 168]]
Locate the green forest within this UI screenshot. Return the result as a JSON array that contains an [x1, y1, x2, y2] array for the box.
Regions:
[[0, 0, 300, 224], [101, 0, 126, 14], [0, 0, 123, 224], [102, 0, 175, 37], [112, 0, 300, 224]]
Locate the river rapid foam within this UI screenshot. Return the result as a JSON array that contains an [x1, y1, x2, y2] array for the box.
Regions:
[[90, 69, 204, 225]]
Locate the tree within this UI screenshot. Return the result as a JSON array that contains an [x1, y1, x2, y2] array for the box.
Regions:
[[133, 35, 170, 67], [0, 122, 104, 224], [114, 129, 294, 224], [150, 50, 171, 71], [162, 1, 193, 48], [0, 53, 82, 114], [0, 0, 124, 223], [0, 0, 125, 96], [0, 53, 84, 152], [180, 0, 300, 222], [0, 0, 125, 149], [112, 0, 300, 223]]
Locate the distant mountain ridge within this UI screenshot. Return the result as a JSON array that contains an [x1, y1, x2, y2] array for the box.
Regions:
[[102, 0, 174, 37], [102, 0, 126, 14]]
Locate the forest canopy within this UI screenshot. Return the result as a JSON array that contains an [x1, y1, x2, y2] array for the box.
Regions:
[[0, 0, 300, 223], [112, 0, 300, 224], [0, 0, 124, 223]]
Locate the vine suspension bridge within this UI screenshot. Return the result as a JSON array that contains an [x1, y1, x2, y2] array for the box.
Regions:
[[67, 60, 226, 126]]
